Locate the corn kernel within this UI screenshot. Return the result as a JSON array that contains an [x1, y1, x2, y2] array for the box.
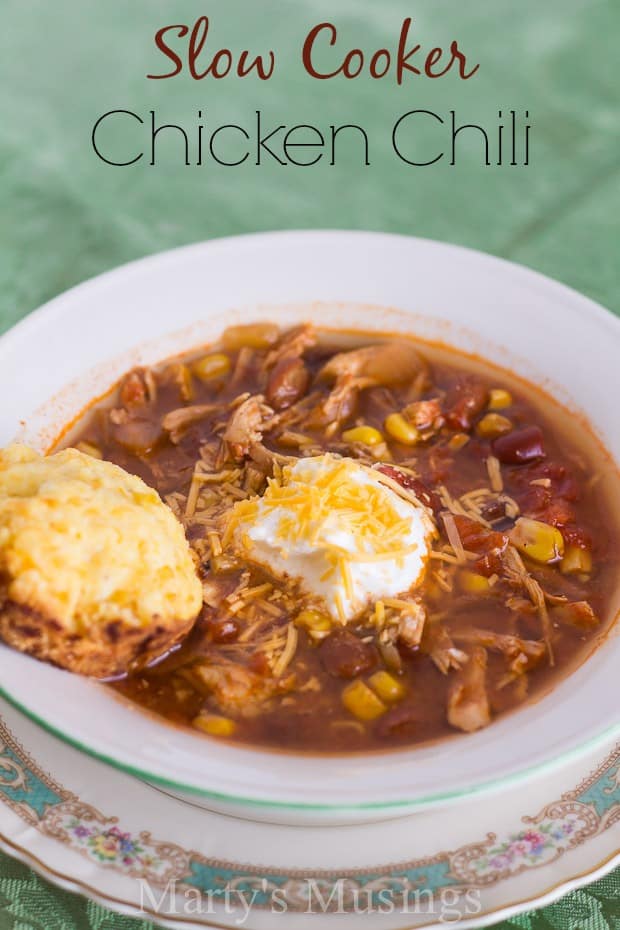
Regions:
[[510, 517, 564, 564], [448, 433, 470, 451], [193, 353, 231, 381], [458, 570, 491, 594], [384, 412, 420, 445], [368, 671, 406, 703], [489, 389, 513, 410], [342, 680, 387, 721], [177, 364, 195, 401], [193, 714, 236, 737], [476, 413, 513, 439], [561, 545, 592, 575], [222, 323, 280, 350], [342, 425, 384, 446], [75, 440, 103, 459], [295, 609, 332, 634]]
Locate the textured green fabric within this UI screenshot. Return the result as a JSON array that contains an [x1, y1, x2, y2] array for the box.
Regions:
[[1, 0, 619, 324], [0, 0, 618, 926]]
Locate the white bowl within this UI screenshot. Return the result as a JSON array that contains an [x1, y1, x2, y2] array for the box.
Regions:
[[0, 231, 618, 825]]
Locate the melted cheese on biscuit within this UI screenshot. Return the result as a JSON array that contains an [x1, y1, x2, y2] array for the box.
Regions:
[[0, 445, 202, 632], [226, 454, 435, 621]]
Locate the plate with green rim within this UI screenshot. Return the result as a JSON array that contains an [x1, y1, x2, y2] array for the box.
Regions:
[[0, 696, 618, 929]]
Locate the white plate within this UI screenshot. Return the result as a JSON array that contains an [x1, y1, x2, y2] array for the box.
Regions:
[[0, 231, 619, 823], [0, 696, 617, 929]]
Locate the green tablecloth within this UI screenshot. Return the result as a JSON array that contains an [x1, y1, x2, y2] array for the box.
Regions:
[[0, 0, 618, 926]]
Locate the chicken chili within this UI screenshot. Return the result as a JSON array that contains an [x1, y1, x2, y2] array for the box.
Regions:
[[65, 324, 619, 751]]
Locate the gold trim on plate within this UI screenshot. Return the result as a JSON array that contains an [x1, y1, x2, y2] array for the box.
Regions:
[[0, 829, 618, 930]]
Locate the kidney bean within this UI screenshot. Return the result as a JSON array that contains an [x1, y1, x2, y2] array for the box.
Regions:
[[266, 357, 310, 410], [208, 616, 240, 644], [492, 425, 545, 464], [377, 702, 418, 738], [249, 651, 271, 675], [319, 628, 377, 678]]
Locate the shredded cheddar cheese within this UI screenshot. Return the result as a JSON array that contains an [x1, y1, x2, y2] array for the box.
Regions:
[[224, 455, 436, 623], [226, 455, 424, 560]]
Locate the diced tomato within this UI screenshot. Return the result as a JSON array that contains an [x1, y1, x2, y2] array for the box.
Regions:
[[560, 524, 593, 550], [119, 369, 150, 407], [452, 515, 509, 576], [509, 462, 579, 502], [538, 498, 576, 528], [248, 652, 271, 676], [444, 378, 488, 431], [508, 461, 587, 547], [377, 465, 442, 515], [427, 447, 454, 484], [516, 483, 552, 516]]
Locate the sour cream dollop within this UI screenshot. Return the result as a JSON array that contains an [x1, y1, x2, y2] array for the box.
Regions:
[[225, 454, 436, 622]]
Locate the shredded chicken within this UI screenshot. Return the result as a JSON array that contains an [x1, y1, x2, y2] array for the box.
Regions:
[[505, 594, 537, 615], [228, 347, 256, 391], [552, 600, 598, 630], [223, 395, 276, 460], [402, 398, 444, 436], [162, 405, 216, 443], [266, 357, 310, 410], [424, 624, 468, 674], [201, 573, 249, 608], [503, 546, 555, 664], [189, 660, 293, 717], [307, 374, 370, 429], [109, 407, 128, 426], [451, 627, 546, 675], [265, 323, 317, 368], [118, 368, 157, 407], [243, 462, 270, 494], [161, 363, 194, 402], [247, 442, 295, 471], [447, 646, 491, 732], [318, 340, 426, 386], [396, 601, 427, 648]]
